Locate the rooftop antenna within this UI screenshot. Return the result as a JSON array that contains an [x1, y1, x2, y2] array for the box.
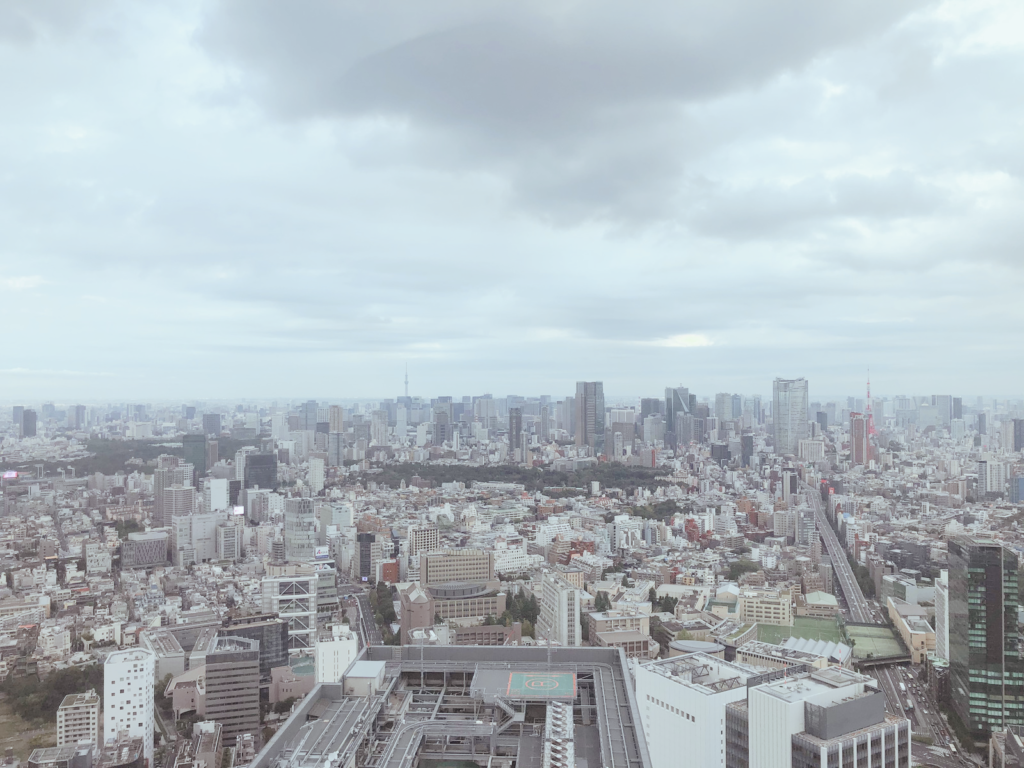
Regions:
[[405, 364, 409, 398]]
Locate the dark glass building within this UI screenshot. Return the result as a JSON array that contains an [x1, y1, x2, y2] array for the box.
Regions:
[[202, 413, 222, 436], [182, 434, 208, 480], [948, 535, 1024, 741], [22, 409, 37, 438], [244, 453, 278, 490], [508, 408, 522, 451], [219, 614, 289, 683]]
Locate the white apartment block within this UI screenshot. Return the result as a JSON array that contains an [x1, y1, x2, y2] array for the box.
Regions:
[[57, 690, 100, 746], [104, 648, 155, 768], [315, 623, 359, 683], [538, 572, 581, 647]]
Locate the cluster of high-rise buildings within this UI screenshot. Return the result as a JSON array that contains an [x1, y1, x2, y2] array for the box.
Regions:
[[5, 382, 1024, 767]]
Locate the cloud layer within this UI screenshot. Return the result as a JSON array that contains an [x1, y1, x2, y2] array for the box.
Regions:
[[1, 0, 1023, 401]]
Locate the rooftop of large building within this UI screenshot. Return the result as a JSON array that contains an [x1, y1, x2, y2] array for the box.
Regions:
[[757, 667, 871, 703], [211, 635, 259, 654], [642, 652, 762, 694], [252, 645, 650, 768]]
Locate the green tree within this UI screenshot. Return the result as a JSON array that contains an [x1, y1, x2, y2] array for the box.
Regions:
[[727, 560, 761, 581], [648, 587, 658, 603], [1, 663, 104, 722], [155, 673, 173, 711], [521, 620, 534, 638], [580, 614, 589, 642], [621, 574, 631, 588], [273, 697, 296, 714]]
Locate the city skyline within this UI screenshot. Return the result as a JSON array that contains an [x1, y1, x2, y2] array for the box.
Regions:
[[2, 2, 1024, 398]]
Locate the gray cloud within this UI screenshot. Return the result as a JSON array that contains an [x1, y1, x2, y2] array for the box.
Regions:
[[198, 0, 933, 224], [0, 0, 1023, 400]]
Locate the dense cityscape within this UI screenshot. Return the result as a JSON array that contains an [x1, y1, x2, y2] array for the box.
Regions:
[[4, 1, 1023, 767], [0, 382, 1019, 768]]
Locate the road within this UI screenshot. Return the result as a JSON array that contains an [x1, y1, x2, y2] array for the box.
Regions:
[[356, 593, 383, 646], [806, 487, 871, 624], [805, 485, 975, 767]]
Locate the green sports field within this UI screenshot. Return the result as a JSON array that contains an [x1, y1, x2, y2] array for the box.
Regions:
[[847, 625, 904, 659], [505, 672, 576, 698]]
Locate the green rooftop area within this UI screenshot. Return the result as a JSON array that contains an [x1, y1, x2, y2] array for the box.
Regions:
[[756, 617, 845, 645], [847, 625, 904, 659]]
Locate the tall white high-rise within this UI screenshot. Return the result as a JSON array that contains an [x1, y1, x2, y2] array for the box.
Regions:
[[309, 456, 325, 495], [204, 477, 229, 512], [537, 572, 581, 647], [235, 446, 258, 482], [934, 569, 949, 661], [370, 410, 389, 446], [772, 377, 809, 456], [104, 648, 155, 768]]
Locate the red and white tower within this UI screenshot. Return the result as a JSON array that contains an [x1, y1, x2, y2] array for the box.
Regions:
[[866, 371, 877, 436]]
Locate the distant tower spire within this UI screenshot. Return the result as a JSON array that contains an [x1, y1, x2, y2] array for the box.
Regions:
[[405, 364, 409, 398], [866, 370, 877, 436]]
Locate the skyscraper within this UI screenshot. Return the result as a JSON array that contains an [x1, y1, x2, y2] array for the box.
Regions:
[[772, 378, 809, 456], [244, 453, 277, 489], [12, 406, 23, 437], [932, 394, 953, 428], [104, 648, 155, 768], [574, 381, 605, 454], [284, 497, 317, 562], [664, 387, 689, 427], [202, 413, 222, 436], [935, 569, 949, 662], [182, 434, 208, 480], [370, 410, 389, 446], [509, 408, 523, 453], [561, 395, 575, 437], [301, 400, 318, 431], [948, 536, 1024, 739], [22, 409, 37, 438], [72, 405, 87, 430], [850, 412, 869, 465], [714, 392, 732, 423], [537, 572, 581, 647], [204, 637, 261, 746], [1013, 418, 1024, 452]]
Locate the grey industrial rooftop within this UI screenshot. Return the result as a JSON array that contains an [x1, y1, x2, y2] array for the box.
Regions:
[[251, 645, 652, 768]]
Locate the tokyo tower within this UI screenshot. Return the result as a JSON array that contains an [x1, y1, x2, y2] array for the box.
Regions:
[[866, 371, 877, 436]]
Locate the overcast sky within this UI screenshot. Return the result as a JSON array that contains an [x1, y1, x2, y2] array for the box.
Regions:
[[2, 0, 1023, 403]]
